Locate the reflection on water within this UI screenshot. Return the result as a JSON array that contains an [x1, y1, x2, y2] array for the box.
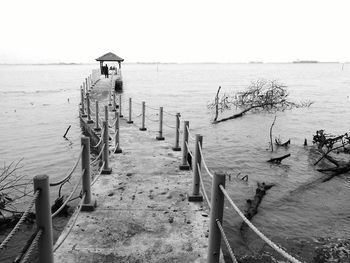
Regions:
[[1, 63, 350, 262]]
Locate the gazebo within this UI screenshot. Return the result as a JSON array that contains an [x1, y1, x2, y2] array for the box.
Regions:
[[96, 52, 124, 74]]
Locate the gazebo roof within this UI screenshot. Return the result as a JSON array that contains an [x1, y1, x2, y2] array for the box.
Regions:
[[96, 52, 124, 62]]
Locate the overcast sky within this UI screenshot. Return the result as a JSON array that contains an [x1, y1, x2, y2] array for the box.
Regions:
[[1, 0, 349, 63]]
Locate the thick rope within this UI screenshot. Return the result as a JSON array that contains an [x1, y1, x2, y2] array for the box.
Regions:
[[185, 141, 193, 158], [186, 126, 195, 141], [0, 190, 40, 250], [20, 229, 43, 263], [50, 147, 83, 186], [92, 130, 104, 148], [91, 144, 105, 165], [216, 219, 238, 263], [197, 164, 211, 209], [145, 115, 159, 122], [91, 162, 105, 186], [53, 193, 86, 253], [219, 185, 303, 263], [163, 110, 177, 116], [51, 169, 84, 218], [198, 144, 214, 179]]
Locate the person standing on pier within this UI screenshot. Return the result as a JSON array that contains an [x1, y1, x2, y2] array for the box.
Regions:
[[104, 64, 109, 78]]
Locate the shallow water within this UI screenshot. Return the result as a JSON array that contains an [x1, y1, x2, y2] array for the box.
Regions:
[[1, 63, 350, 262]]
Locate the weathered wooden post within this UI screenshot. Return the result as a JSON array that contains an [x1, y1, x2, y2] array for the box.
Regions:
[[102, 121, 112, 174], [114, 110, 122, 153], [33, 175, 54, 263], [188, 134, 203, 202], [172, 113, 181, 151], [104, 105, 108, 123], [85, 78, 89, 92], [112, 93, 117, 112], [127, 98, 133, 124], [140, 101, 147, 131], [156, 107, 164, 140], [119, 95, 123, 117], [108, 91, 112, 106], [86, 93, 93, 124], [179, 121, 190, 170], [94, 101, 101, 131], [80, 86, 87, 118], [81, 137, 95, 211], [207, 173, 226, 263]]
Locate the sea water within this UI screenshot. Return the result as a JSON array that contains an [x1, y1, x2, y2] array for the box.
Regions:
[[1, 63, 350, 262]]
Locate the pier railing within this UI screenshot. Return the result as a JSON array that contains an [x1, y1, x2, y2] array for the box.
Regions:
[[0, 71, 305, 262]]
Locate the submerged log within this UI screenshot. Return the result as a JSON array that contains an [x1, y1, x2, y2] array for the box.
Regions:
[[267, 153, 291, 164], [241, 182, 274, 231]]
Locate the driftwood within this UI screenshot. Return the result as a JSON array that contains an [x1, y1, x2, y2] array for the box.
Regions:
[[269, 116, 277, 152], [313, 130, 350, 180], [63, 125, 71, 138], [241, 182, 274, 231], [275, 139, 290, 147], [267, 154, 291, 164]]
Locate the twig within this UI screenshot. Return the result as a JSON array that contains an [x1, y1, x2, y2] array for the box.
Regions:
[[270, 116, 277, 152]]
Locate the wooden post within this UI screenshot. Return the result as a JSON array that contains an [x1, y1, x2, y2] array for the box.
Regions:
[[94, 101, 101, 131], [86, 93, 93, 124], [102, 121, 112, 174], [81, 137, 95, 211], [80, 86, 87, 118], [108, 91, 112, 106], [140, 101, 147, 131], [188, 134, 203, 202], [179, 121, 190, 170], [156, 107, 164, 140], [127, 98, 133, 124], [119, 95, 123, 117], [104, 105, 108, 123], [207, 173, 226, 263], [114, 110, 122, 153], [33, 175, 54, 263], [112, 93, 117, 112], [172, 113, 181, 151]]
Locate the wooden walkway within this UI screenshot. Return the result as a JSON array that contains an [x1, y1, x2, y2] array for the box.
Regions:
[[54, 77, 213, 262]]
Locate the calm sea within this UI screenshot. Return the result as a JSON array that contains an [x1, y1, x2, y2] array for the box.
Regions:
[[1, 63, 350, 262]]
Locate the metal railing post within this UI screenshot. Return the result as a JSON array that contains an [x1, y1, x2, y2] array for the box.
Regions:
[[188, 134, 203, 202], [114, 110, 122, 153], [156, 107, 164, 140], [140, 101, 147, 131], [127, 98, 133, 124], [119, 95, 123, 117], [81, 137, 95, 211], [172, 113, 181, 151], [102, 121, 112, 174], [86, 93, 93, 124], [33, 175, 54, 263], [80, 86, 87, 118], [179, 121, 190, 170], [207, 173, 226, 263], [112, 93, 117, 112], [94, 101, 101, 131]]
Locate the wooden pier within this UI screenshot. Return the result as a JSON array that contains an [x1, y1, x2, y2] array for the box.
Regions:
[[54, 76, 212, 262]]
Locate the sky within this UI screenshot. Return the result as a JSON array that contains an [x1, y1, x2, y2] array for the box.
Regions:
[[1, 0, 349, 63]]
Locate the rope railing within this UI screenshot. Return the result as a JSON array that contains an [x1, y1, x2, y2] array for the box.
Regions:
[[219, 184, 302, 263], [91, 162, 105, 186], [186, 125, 195, 141], [51, 169, 84, 218], [198, 143, 214, 179], [20, 228, 43, 263], [92, 130, 104, 148], [50, 147, 84, 186], [216, 219, 238, 263], [91, 143, 105, 165], [0, 190, 40, 250], [185, 141, 193, 159], [53, 192, 86, 253], [197, 163, 211, 209]]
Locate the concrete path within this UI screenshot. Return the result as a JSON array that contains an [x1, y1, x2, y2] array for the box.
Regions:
[[54, 78, 212, 262]]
